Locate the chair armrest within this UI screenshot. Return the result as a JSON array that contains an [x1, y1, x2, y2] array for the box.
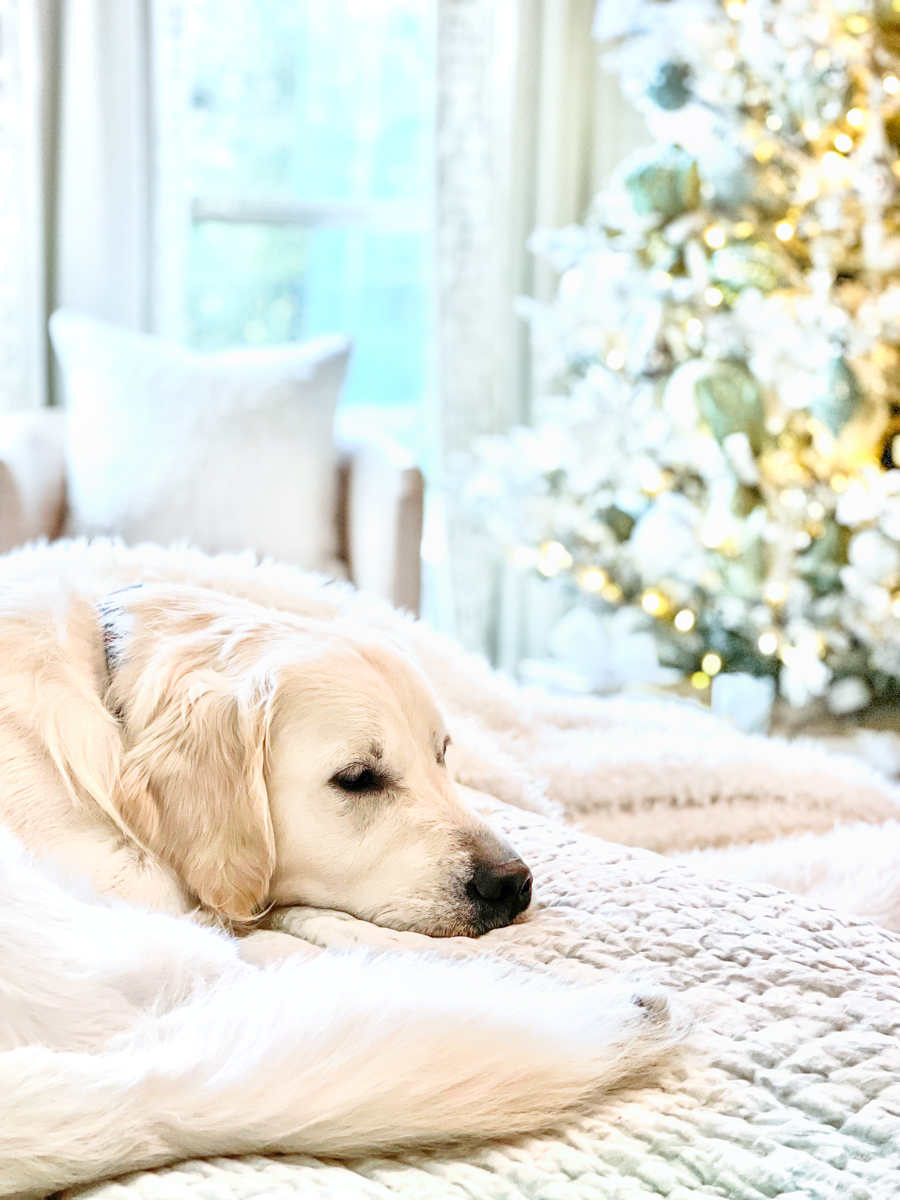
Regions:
[[340, 438, 424, 615], [0, 409, 66, 554]]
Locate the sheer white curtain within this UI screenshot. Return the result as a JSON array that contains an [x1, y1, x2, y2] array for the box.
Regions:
[[0, 0, 46, 411], [53, 0, 155, 333], [0, 0, 158, 413], [435, 0, 642, 659]]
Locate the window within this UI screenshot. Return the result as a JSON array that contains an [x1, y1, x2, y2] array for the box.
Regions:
[[155, 0, 435, 450]]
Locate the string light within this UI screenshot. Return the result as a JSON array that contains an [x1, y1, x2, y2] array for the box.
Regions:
[[704, 226, 726, 249], [766, 114, 783, 131], [686, 317, 704, 336], [641, 590, 665, 615], [701, 516, 730, 549], [734, 221, 754, 238], [691, 671, 711, 689], [775, 221, 794, 241], [885, 75, 900, 95], [705, 286, 724, 306], [639, 463, 664, 495], [726, 1, 744, 19], [758, 632, 778, 655], [845, 15, 868, 33], [674, 609, 696, 631], [701, 652, 723, 676], [606, 348, 626, 370], [715, 51, 735, 70], [892, 595, 900, 618], [579, 568, 607, 592], [834, 133, 853, 153], [537, 541, 572, 577], [765, 581, 787, 603], [847, 108, 865, 128]]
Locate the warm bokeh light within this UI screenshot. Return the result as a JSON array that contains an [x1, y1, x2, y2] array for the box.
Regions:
[[758, 633, 778, 655]]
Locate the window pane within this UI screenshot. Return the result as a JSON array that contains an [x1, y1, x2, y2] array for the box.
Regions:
[[302, 227, 429, 409], [169, 0, 435, 442], [184, 0, 433, 205], [186, 222, 307, 349]]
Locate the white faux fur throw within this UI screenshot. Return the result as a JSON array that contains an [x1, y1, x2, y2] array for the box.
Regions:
[[3, 540, 900, 1199]]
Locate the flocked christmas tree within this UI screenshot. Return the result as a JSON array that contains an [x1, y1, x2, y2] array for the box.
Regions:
[[466, 0, 900, 724]]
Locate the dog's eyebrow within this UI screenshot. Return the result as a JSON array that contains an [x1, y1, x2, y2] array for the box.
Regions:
[[367, 743, 384, 762]]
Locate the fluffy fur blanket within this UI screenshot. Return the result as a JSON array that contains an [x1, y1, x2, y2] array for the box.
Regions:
[[4, 539, 900, 1199]]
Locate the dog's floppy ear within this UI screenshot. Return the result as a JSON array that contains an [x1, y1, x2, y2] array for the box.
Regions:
[[103, 588, 278, 922]]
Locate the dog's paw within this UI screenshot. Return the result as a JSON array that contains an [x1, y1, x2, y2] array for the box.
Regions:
[[632, 987, 671, 1024], [267, 907, 480, 956], [621, 984, 694, 1064], [237, 930, 323, 966]]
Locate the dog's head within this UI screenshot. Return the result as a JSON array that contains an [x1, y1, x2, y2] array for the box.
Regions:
[[99, 584, 532, 937]]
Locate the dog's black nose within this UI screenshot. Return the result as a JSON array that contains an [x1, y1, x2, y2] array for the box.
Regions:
[[467, 859, 533, 931]]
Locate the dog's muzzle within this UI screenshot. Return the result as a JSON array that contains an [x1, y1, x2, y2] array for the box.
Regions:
[[466, 858, 533, 933]]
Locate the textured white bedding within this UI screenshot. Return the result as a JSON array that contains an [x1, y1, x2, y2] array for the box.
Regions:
[[63, 800, 900, 1200]]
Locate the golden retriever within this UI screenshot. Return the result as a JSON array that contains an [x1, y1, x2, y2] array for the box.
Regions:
[[0, 582, 532, 951]]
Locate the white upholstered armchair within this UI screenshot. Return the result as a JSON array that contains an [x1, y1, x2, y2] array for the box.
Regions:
[[0, 312, 424, 615], [0, 407, 424, 615]]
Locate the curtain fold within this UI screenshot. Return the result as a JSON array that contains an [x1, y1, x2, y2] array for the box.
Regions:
[[434, 0, 517, 656], [53, 0, 154, 334], [435, 0, 604, 659], [0, 0, 155, 413], [0, 0, 46, 410]]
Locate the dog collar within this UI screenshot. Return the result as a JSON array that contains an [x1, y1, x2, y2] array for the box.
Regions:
[[97, 585, 145, 679]]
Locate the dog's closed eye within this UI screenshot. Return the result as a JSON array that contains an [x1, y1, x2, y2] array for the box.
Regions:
[[331, 764, 395, 795]]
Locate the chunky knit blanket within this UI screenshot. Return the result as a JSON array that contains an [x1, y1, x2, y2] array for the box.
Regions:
[[2, 541, 899, 1199]]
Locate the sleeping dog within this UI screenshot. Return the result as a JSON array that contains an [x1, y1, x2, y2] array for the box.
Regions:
[[0, 581, 676, 1198], [0, 582, 533, 950]]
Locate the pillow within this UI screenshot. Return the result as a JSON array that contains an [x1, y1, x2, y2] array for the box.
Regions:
[[50, 309, 351, 572]]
